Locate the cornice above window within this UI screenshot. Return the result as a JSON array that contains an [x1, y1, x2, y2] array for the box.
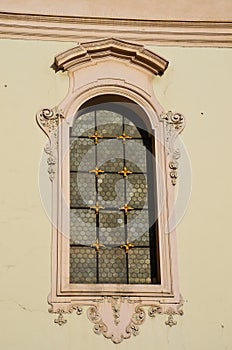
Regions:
[[53, 38, 168, 75]]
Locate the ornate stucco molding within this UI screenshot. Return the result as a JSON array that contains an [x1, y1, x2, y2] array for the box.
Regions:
[[53, 38, 168, 75], [148, 301, 184, 326], [36, 107, 64, 181], [49, 298, 183, 344], [1, 11, 232, 47], [161, 111, 186, 186]]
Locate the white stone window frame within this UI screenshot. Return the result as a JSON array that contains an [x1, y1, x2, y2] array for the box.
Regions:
[[37, 38, 185, 343]]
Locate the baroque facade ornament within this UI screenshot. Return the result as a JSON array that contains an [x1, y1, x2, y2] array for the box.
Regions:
[[161, 111, 186, 186], [148, 302, 184, 327], [36, 107, 63, 137], [37, 38, 186, 344], [36, 107, 64, 181], [54, 309, 67, 326], [50, 298, 183, 343], [53, 38, 168, 75]]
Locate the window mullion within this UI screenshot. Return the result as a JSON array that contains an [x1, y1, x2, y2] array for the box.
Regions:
[[122, 116, 129, 284]]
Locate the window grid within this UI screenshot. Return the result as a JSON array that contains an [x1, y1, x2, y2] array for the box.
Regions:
[[69, 107, 156, 284]]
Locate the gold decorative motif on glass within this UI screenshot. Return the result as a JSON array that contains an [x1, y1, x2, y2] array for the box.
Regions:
[[69, 100, 159, 285]]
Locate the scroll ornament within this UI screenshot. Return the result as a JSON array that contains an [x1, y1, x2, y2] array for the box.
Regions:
[[50, 298, 183, 344], [36, 107, 64, 181], [161, 111, 186, 186]]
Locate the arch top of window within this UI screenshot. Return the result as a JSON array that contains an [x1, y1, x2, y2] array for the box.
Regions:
[[53, 37, 169, 75], [73, 94, 154, 136]]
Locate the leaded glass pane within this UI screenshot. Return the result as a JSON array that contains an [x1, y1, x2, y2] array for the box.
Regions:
[[70, 138, 95, 171], [126, 174, 148, 209], [70, 173, 95, 207], [127, 210, 150, 246], [99, 211, 125, 246], [125, 139, 147, 173], [70, 209, 96, 246], [99, 248, 127, 284], [97, 139, 123, 171], [98, 173, 124, 208], [128, 248, 151, 284], [70, 247, 96, 283], [96, 110, 122, 137], [71, 112, 95, 137], [124, 116, 142, 138]]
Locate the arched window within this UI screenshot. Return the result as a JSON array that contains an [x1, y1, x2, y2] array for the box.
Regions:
[[37, 38, 185, 343], [69, 95, 160, 285]]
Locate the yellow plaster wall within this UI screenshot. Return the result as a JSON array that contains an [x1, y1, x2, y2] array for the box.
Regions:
[[0, 39, 231, 349]]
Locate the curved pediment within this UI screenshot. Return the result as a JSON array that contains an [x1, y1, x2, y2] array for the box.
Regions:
[[53, 38, 168, 75]]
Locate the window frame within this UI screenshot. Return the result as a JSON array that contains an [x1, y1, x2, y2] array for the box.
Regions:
[[36, 38, 185, 343], [69, 98, 160, 286], [58, 88, 174, 298]]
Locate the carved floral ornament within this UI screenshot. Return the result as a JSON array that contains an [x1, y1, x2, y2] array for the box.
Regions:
[[36, 38, 185, 344], [37, 107, 185, 186], [51, 298, 184, 344]]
